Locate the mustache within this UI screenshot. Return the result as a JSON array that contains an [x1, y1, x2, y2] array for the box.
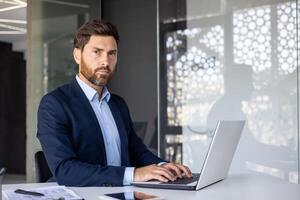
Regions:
[[95, 67, 110, 72]]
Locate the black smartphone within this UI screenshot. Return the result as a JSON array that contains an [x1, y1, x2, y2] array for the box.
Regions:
[[101, 191, 162, 200]]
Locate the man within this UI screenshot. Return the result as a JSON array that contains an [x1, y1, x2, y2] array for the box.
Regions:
[[37, 20, 192, 187]]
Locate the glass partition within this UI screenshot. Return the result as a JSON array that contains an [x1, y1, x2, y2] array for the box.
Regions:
[[158, 0, 299, 183], [297, 0, 299, 184], [27, 0, 100, 182]]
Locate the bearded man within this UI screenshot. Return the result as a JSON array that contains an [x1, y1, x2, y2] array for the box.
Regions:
[[37, 20, 191, 187]]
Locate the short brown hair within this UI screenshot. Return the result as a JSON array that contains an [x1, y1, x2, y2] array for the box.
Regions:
[[73, 20, 119, 50]]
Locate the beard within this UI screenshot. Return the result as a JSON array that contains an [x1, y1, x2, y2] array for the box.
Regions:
[[80, 57, 113, 87]]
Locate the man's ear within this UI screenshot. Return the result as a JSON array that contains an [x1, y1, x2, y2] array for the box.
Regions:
[[73, 48, 81, 64]]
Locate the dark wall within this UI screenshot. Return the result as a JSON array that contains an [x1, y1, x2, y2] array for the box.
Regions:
[[102, 0, 158, 151], [0, 42, 26, 174]]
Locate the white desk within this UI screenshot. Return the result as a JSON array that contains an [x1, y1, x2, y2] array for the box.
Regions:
[[2, 174, 300, 200]]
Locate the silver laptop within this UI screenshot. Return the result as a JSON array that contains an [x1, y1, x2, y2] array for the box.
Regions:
[[132, 120, 245, 190]]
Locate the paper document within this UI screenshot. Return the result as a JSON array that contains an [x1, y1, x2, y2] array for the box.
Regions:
[[2, 186, 83, 200]]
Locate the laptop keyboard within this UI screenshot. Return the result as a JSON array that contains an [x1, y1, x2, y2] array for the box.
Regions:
[[161, 173, 200, 185]]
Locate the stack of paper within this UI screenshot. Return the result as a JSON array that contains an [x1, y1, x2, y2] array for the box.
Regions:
[[3, 186, 83, 200]]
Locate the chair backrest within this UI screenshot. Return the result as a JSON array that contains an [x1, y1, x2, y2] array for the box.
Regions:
[[133, 121, 148, 141], [0, 167, 5, 200], [34, 151, 52, 183]]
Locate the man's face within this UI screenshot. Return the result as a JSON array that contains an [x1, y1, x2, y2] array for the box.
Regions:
[[74, 35, 118, 87]]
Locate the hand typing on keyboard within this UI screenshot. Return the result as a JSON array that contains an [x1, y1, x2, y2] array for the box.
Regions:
[[134, 162, 192, 182], [160, 163, 193, 180], [162, 173, 200, 185]]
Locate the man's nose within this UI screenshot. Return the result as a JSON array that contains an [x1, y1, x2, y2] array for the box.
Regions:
[[99, 53, 109, 66]]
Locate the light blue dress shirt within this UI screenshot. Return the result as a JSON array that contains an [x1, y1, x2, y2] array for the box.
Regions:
[[76, 76, 134, 185]]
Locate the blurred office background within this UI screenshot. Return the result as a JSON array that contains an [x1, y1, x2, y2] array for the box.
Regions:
[[0, 0, 299, 184]]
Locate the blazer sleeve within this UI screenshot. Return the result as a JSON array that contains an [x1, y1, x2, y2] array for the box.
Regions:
[[37, 94, 125, 187], [114, 96, 166, 167]]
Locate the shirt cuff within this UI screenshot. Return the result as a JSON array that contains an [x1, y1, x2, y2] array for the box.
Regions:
[[123, 167, 135, 185]]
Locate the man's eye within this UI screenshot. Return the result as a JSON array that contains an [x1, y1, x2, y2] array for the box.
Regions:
[[109, 52, 117, 56]]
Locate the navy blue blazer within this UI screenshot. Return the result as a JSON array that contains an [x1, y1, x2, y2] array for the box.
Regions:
[[37, 78, 165, 186]]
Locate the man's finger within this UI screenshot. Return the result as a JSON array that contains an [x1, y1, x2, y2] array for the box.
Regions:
[[176, 164, 192, 177], [162, 163, 182, 178], [154, 166, 176, 181], [153, 174, 168, 182]]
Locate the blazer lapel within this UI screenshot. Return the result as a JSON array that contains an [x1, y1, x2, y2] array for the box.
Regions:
[[108, 99, 130, 166], [70, 78, 107, 163]]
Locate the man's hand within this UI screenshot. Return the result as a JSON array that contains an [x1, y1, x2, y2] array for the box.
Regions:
[[133, 163, 192, 182], [160, 162, 192, 179]]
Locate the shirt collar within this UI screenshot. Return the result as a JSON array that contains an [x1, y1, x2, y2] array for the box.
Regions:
[[76, 75, 111, 102]]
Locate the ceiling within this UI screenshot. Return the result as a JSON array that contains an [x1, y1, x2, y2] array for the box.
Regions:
[[0, 0, 91, 52], [0, 0, 26, 48]]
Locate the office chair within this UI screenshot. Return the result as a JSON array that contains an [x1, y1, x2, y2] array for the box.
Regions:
[[132, 121, 158, 155], [34, 151, 52, 183], [133, 121, 148, 141]]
